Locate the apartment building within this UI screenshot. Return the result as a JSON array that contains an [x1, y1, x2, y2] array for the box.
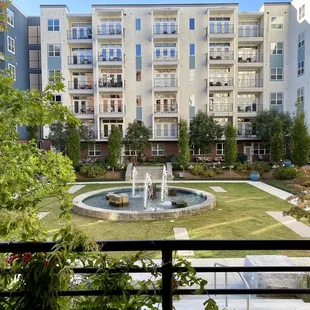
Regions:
[[6, 1, 307, 161]]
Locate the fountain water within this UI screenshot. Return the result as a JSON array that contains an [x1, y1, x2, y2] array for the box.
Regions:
[[161, 165, 168, 202], [143, 173, 153, 209], [131, 167, 138, 196]]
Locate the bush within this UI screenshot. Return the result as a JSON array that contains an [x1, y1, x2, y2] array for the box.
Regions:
[[237, 153, 248, 163], [166, 154, 177, 163], [203, 169, 215, 177], [80, 164, 107, 178], [273, 167, 297, 180], [234, 163, 249, 174], [252, 162, 271, 173], [191, 164, 205, 176], [171, 156, 188, 170]]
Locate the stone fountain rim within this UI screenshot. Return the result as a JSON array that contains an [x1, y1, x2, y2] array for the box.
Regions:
[[73, 186, 216, 221]]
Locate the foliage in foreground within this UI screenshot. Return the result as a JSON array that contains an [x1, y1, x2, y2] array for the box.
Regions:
[[224, 124, 237, 166], [270, 118, 284, 163], [178, 118, 191, 172], [108, 126, 123, 173]]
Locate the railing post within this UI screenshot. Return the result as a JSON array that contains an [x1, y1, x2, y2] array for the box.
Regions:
[[162, 249, 173, 310]]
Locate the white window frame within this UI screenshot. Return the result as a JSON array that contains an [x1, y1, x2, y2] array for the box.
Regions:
[[48, 44, 61, 57], [297, 87, 304, 104], [299, 4, 305, 21], [51, 94, 62, 103], [88, 144, 101, 156], [298, 60, 305, 76], [270, 93, 283, 105], [271, 42, 283, 55], [271, 16, 284, 30], [152, 144, 164, 156], [7, 36, 15, 54], [216, 143, 224, 156], [48, 19, 60, 31], [298, 32, 305, 48], [7, 8, 14, 27], [8, 64, 16, 80], [270, 67, 283, 81]]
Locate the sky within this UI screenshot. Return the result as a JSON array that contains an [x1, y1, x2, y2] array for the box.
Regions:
[[13, 0, 289, 16]]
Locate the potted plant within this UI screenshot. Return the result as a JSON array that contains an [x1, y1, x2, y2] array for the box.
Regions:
[[250, 171, 260, 181]]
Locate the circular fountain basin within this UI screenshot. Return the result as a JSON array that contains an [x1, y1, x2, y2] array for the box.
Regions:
[[73, 186, 216, 221]]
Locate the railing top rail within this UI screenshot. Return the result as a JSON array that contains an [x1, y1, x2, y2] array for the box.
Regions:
[[1, 239, 310, 253]]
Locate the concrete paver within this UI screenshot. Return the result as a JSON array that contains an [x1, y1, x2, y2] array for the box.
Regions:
[[209, 186, 227, 193], [68, 185, 85, 194], [38, 212, 49, 220], [174, 228, 194, 257]]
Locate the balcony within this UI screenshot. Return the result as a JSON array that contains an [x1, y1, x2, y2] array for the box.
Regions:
[[154, 103, 178, 114], [209, 103, 233, 113], [153, 129, 178, 140], [99, 103, 125, 114], [97, 25, 123, 39], [67, 56, 93, 69], [238, 54, 263, 67], [98, 78, 124, 92], [97, 53, 123, 66], [68, 81, 93, 94], [207, 24, 235, 38], [153, 52, 178, 65], [207, 51, 234, 64], [238, 27, 264, 42], [153, 78, 178, 91], [237, 128, 258, 139], [207, 78, 234, 90], [238, 103, 263, 113], [69, 105, 94, 115], [238, 79, 263, 91], [100, 129, 125, 139], [152, 24, 178, 40], [67, 29, 92, 44]]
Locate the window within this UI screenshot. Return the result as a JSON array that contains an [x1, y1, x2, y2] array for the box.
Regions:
[[298, 32, 305, 48], [297, 87, 304, 103], [88, 144, 101, 156], [152, 144, 164, 156], [8, 64, 16, 80], [7, 9, 14, 27], [48, 19, 60, 31], [48, 44, 60, 57], [190, 44, 195, 56], [51, 95, 62, 104], [136, 95, 141, 106], [271, 42, 283, 55], [189, 69, 195, 82], [7, 36, 15, 54], [253, 143, 266, 155], [270, 67, 283, 80], [136, 44, 141, 57], [136, 18, 141, 31], [270, 93, 283, 105], [28, 26, 41, 44], [271, 16, 283, 29], [298, 60, 305, 76], [136, 70, 141, 82], [299, 4, 305, 20], [48, 70, 61, 80], [189, 18, 195, 30], [30, 73, 42, 90], [29, 50, 41, 69], [216, 143, 224, 155]]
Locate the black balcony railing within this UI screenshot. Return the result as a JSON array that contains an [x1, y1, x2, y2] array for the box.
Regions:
[[208, 24, 234, 35], [153, 51, 178, 61], [1, 240, 310, 310], [208, 78, 234, 87], [238, 79, 263, 88], [69, 106, 94, 114], [98, 52, 122, 62], [238, 27, 264, 37], [68, 81, 93, 90], [154, 104, 178, 113], [208, 51, 234, 61], [153, 24, 178, 35], [238, 54, 263, 63], [154, 78, 178, 87], [98, 78, 123, 88], [68, 56, 93, 65], [97, 25, 122, 35], [67, 29, 92, 40]]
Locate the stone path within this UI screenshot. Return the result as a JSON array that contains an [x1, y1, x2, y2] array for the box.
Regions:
[[266, 211, 310, 237], [68, 185, 85, 194], [209, 186, 227, 193], [173, 228, 194, 257], [38, 212, 49, 220]]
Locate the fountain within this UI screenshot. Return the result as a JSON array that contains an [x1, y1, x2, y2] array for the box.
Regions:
[[143, 173, 153, 209], [161, 165, 168, 203], [131, 167, 138, 196]]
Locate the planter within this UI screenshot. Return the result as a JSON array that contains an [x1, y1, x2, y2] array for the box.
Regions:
[[250, 171, 260, 181]]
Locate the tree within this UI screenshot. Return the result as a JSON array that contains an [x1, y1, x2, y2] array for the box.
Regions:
[[124, 120, 151, 164], [270, 118, 284, 163], [190, 110, 224, 159], [224, 123, 237, 166], [66, 123, 81, 167], [290, 112, 310, 167], [108, 126, 123, 173], [178, 118, 190, 171]]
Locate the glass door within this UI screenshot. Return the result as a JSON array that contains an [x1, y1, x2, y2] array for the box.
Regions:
[[244, 146, 252, 162]]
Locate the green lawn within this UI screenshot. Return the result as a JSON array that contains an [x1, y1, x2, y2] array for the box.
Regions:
[[40, 182, 310, 258]]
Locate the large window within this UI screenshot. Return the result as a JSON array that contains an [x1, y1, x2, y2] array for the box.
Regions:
[[216, 143, 224, 155], [297, 87, 304, 103], [152, 144, 164, 156], [88, 144, 101, 156], [270, 67, 283, 81], [48, 19, 60, 31], [8, 64, 16, 80], [270, 93, 283, 105], [51, 95, 62, 104], [28, 26, 41, 44], [7, 9, 14, 27], [48, 44, 60, 57], [29, 50, 41, 68], [299, 4, 305, 20], [48, 70, 61, 80], [253, 143, 267, 155], [271, 16, 283, 29], [298, 61, 305, 76], [7, 36, 15, 54], [189, 18, 195, 30], [190, 44, 195, 56], [271, 42, 283, 55], [298, 32, 305, 48], [30, 73, 42, 90]]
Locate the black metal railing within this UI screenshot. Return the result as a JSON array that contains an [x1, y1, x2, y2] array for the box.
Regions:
[[97, 25, 122, 35], [154, 104, 178, 113], [153, 51, 178, 61], [208, 51, 234, 61], [98, 78, 123, 88], [68, 56, 93, 65], [207, 24, 234, 35], [1, 240, 310, 310], [208, 78, 234, 87], [238, 79, 263, 88], [153, 24, 178, 35], [68, 81, 93, 90], [154, 78, 178, 87], [238, 27, 264, 37], [98, 52, 122, 62], [238, 54, 263, 63], [69, 106, 94, 114], [67, 29, 92, 40]]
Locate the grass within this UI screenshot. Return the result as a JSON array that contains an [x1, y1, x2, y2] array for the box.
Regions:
[[263, 179, 298, 195], [40, 182, 310, 258]]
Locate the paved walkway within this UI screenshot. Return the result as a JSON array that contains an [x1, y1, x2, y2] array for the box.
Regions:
[[173, 228, 194, 256], [209, 186, 227, 193], [68, 185, 85, 194], [38, 212, 49, 220]]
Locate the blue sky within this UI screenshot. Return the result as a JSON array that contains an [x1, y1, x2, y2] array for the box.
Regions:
[[14, 0, 289, 15]]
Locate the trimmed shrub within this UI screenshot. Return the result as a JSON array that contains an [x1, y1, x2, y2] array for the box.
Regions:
[[237, 153, 248, 163], [252, 162, 271, 173], [203, 169, 215, 177], [191, 164, 205, 176], [273, 167, 297, 180], [234, 163, 249, 174], [80, 164, 107, 178]]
